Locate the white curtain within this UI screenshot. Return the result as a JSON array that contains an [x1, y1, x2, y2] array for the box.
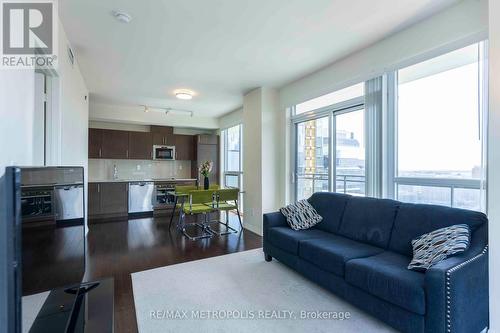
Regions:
[[364, 76, 383, 198]]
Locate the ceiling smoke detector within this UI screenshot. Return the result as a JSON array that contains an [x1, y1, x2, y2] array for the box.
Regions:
[[112, 11, 132, 23]]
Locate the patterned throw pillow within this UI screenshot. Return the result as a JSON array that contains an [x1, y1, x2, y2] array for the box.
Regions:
[[408, 224, 471, 271], [279, 199, 323, 230]]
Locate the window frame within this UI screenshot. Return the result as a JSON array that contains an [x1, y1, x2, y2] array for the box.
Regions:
[[388, 41, 487, 211], [221, 124, 243, 190], [291, 95, 365, 202], [289, 40, 488, 212]]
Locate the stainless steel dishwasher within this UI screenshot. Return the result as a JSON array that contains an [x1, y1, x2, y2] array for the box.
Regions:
[[128, 181, 154, 213], [54, 184, 84, 221]]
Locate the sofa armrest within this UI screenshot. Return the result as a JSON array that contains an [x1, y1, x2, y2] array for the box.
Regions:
[[425, 225, 489, 333], [263, 211, 287, 242]]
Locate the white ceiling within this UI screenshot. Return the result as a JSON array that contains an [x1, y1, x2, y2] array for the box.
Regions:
[[60, 0, 459, 119]]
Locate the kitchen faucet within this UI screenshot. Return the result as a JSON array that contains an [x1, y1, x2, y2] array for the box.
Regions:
[[113, 164, 118, 180]]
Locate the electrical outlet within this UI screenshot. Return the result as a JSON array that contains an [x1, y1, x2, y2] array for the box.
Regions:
[[179, 165, 183, 170], [136, 165, 141, 171]]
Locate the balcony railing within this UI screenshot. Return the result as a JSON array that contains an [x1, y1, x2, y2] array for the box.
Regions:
[[336, 174, 366, 196], [296, 173, 366, 199]]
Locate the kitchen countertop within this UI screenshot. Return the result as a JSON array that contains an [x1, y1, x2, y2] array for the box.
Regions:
[[89, 178, 197, 183]]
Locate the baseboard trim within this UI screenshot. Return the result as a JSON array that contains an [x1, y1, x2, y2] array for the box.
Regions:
[[244, 223, 262, 236]]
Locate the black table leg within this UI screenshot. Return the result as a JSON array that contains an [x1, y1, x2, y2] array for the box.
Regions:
[[169, 196, 177, 229]]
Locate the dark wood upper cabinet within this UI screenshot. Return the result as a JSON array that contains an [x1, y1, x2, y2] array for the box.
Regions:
[[174, 135, 194, 160], [152, 132, 165, 146], [128, 131, 152, 160], [101, 130, 130, 159], [88, 128, 103, 158], [151, 126, 174, 145], [198, 134, 218, 145], [100, 183, 128, 215]]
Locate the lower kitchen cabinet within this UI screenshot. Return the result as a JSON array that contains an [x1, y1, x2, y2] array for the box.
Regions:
[[88, 183, 101, 216], [88, 182, 128, 222]]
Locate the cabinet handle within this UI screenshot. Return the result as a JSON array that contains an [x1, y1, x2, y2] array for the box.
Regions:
[[126, 150, 129, 158], [97, 184, 100, 192], [99, 148, 102, 158]]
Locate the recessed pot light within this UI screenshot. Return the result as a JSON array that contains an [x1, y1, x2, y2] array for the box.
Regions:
[[175, 90, 193, 100], [112, 10, 132, 23]]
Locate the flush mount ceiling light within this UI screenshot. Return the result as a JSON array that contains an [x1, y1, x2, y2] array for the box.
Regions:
[[175, 90, 194, 100], [112, 10, 132, 23]]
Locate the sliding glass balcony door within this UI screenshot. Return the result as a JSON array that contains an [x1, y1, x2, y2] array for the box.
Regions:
[[335, 109, 366, 196], [294, 106, 366, 200]]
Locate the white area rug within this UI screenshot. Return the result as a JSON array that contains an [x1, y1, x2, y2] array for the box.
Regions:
[[132, 248, 397, 333], [22, 291, 49, 333]]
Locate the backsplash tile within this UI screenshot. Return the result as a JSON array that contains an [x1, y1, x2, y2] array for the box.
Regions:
[[89, 159, 192, 181]]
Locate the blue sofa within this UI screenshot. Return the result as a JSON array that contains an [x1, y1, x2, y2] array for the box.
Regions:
[[263, 192, 489, 333]]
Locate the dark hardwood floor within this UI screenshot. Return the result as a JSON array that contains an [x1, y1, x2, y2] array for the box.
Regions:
[[84, 213, 262, 333]]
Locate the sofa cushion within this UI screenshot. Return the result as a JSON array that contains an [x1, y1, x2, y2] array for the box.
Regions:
[[408, 224, 471, 271], [345, 251, 426, 315], [388, 203, 487, 257], [307, 192, 351, 233], [337, 196, 400, 248], [267, 227, 331, 255], [299, 235, 384, 277], [280, 199, 323, 230]]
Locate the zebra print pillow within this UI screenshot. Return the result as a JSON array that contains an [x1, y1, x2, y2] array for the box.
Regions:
[[279, 199, 323, 230], [408, 224, 471, 271]]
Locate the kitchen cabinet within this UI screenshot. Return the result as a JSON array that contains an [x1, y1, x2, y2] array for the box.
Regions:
[[100, 183, 128, 215], [88, 128, 103, 158], [101, 130, 130, 159], [88, 182, 128, 222], [174, 135, 195, 160], [192, 134, 219, 185], [128, 131, 152, 160], [88, 183, 101, 216], [151, 126, 174, 146], [198, 134, 218, 145]]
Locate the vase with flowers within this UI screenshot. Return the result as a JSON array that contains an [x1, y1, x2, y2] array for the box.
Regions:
[[199, 160, 213, 190]]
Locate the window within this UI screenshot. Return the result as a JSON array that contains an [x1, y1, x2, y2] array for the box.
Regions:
[[293, 83, 365, 201], [296, 117, 329, 200], [221, 124, 243, 191], [335, 109, 365, 196], [295, 83, 364, 115], [395, 43, 485, 210]]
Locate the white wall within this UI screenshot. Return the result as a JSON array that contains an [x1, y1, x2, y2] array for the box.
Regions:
[[242, 87, 283, 235], [261, 89, 283, 214], [279, 0, 488, 108], [56, 21, 89, 226], [91, 103, 219, 129], [218, 108, 243, 129], [0, 71, 36, 172], [488, 0, 500, 331], [242, 89, 263, 234]]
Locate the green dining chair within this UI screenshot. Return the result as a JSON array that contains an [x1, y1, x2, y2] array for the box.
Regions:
[[208, 188, 242, 234], [169, 185, 198, 229], [178, 189, 217, 240]]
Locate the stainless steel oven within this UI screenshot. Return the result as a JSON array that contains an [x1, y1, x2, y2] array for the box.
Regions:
[[153, 145, 175, 160], [154, 183, 176, 207], [21, 186, 55, 227]]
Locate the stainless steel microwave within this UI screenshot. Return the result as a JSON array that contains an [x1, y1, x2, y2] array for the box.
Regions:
[[153, 145, 175, 160]]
